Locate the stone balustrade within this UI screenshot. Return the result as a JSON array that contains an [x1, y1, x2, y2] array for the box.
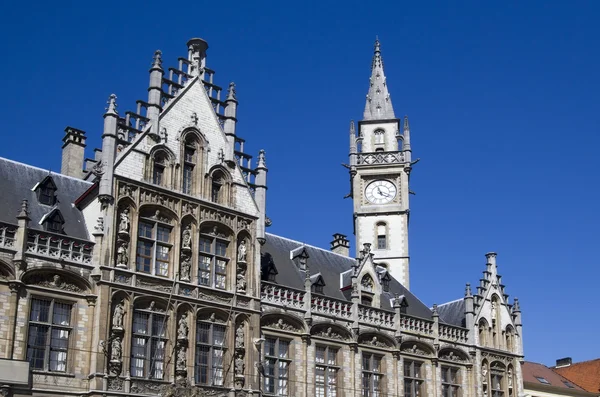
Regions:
[[261, 282, 305, 309], [358, 304, 395, 328], [439, 323, 469, 343], [357, 151, 405, 165], [0, 223, 16, 249], [26, 230, 93, 265], [312, 294, 352, 319], [400, 315, 435, 336]]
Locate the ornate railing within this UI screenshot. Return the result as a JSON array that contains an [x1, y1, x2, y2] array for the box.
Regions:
[[26, 230, 93, 265], [0, 223, 17, 249], [357, 151, 405, 165], [261, 283, 305, 309], [439, 323, 469, 343], [358, 304, 395, 328], [400, 315, 434, 335], [312, 294, 352, 319]]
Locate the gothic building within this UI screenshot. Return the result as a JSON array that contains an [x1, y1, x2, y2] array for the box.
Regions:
[[0, 37, 525, 397]]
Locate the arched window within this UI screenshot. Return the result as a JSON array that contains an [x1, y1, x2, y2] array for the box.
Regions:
[[198, 225, 232, 289], [478, 319, 489, 347], [211, 170, 225, 203], [136, 209, 173, 277], [153, 152, 167, 186], [374, 129, 385, 145], [376, 222, 387, 250], [505, 326, 515, 352], [182, 136, 199, 194], [130, 302, 168, 379]]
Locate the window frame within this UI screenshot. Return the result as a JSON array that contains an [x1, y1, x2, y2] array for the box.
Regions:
[[182, 141, 197, 195], [135, 218, 173, 277], [491, 371, 505, 397], [315, 345, 339, 397], [403, 359, 424, 397], [195, 319, 227, 386], [130, 309, 168, 379], [441, 365, 461, 397], [152, 154, 167, 186], [264, 336, 291, 396], [26, 297, 73, 373], [362, 352, 384, 397], [198, 232, 230, 290]]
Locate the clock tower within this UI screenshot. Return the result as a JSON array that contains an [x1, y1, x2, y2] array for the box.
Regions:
[[349, 39, 413, 288]]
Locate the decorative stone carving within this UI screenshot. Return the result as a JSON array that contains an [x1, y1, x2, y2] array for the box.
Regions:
[[30, 274, 82, 293], [198, 312, 226, 323], [198, 291, 231, 304], [182, 225, 192, 250], [116, 241, 129, 268], [235, 350, 245, 376], [482, 363, 488, 383], [111, 336, 122, 361], [362, 336, 388, 348], [178, 313, 189, 340], [182, 201, 197, 216], [112, 301, 126, 329], [180, 254, 191, 282], [237, 239, 247, 262], [176, 340, 187, 372], [439, 350, 466, 363], [361, 275, 374, 291], [118, 209, 130, 234], [107, 376, 124, 391], [314, 327, 345, 340], [94, 217, 104, 233], [114, 274, 131, 285], [91, 160, 105, 177], [235, 324, 245, 349], [491, 301, 497, 322], [264, 318, 299, 332], [236, 263, 246, 293], [136, 278, 173, 293], [401, 344, 429, 356]]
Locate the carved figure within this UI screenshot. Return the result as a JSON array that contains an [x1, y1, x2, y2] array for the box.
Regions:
[[180, 255, 191, 281], [51, 275, 61, 287], [235, 324, 245, 348], [491, 301, 497, 321], [119, 209, 130, 233], [482, 364, 488, 382], [117, 242, 129, 265], [178, 313, 189, 340], [176, 343, 187, 371], [235, 352, 245, 376], [237, 239, 247, 262], [111, 337, 122, 361], [182, 225, 192, 250], [236, 268, 246, 292], [508, 368, 513, 387], [113, 301, 125, 328]]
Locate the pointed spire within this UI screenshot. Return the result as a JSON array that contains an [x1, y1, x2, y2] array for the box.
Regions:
[[151, 50, 163, 70], [349, 120, 357, 155], [363, 38, 396, 121], [17, 199, 29, 219], [257, 149, 267, 169], [105, 94, 118, 117], [513, 298, 521, 312], [465, 283, 472, 297], [226, 82, 237, 101], [403, 115, 410, 133]]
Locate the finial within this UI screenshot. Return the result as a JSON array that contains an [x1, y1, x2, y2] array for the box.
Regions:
[[257, 149, 267, 168], [465, 283, 472, 297], [17, 199, 29, 218], [227, 82, 237, 101], [403, 115, 410, 132], [363, 243, 371, 254], [513, 298, 521, 312], [105, 94, 118, 116], [374, 36, 381, 53], [152, 50, 163, 69], [432, 304, 438, 316], [350, 120, 355, 135]]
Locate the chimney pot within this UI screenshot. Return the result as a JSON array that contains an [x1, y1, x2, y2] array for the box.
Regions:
[[61, 126, 87, 179], [330, 233, 350, 256], [555, 357, 572, 368]]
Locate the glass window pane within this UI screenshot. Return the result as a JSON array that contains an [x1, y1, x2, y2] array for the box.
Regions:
[[279, 340, 289, 358], [197, 322, 210, 344], [133, 312, 149, 334], [30, 299, 51, 322], [157, 226, 170, 243], [200, 238, 212, 253], [138, 222, 153, 238], [199, 255, 211, 270], [215, 241, 228, 256], [152, 314, 166, 337], [52, 302, 71, 326]]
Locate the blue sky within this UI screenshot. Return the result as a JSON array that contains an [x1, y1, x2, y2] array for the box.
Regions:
[[1, 1, 598, 365]]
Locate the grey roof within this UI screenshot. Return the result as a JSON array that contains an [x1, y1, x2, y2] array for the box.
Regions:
[[261, 233, 433, 319], [436, 298, 466, 327], [0, 157, 92, 240]]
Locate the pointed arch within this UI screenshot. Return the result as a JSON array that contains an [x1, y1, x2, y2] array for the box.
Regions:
[[478, 317, 490, 347], [207, 165, 233, 206], [180, 128, 207, 195], [147, 145, 176, 188]]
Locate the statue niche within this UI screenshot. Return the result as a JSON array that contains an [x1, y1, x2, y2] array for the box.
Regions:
[[236, 238, 248, 293]]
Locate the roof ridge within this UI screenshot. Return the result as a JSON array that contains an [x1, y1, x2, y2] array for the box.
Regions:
[[266, 232, 354, 260], [0, 157, 93, 184], [437, 297, 463, 307]]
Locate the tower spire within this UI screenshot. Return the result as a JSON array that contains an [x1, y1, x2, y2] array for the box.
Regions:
[[363, 38, 396, 121]]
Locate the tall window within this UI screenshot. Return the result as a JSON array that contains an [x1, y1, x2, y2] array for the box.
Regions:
[[376, 223, 387, 250], [211, 171, 226, 203], [505, 327, 514, 351], [195, 320, 226, 386], [153, 153, 166, 185], [362, 353, 383, 397], [183, 137, 197, 194], [404, 360, 423, 397], [130, 310, 167, 379], [27, 298, 72, 372], [199, 233, 229, 289], [491, 372, 504, 397], [264, 337, 290, 396], [374, 130, 385, 145], [442, 366, 461, 397], [316, 346, 338, 397], [136, 219, 172, 276]]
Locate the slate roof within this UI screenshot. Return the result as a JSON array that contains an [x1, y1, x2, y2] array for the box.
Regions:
[[261, 233, 433, 319], [523, 361, 591, 393], [554, 359, 600, 393], [437, 298, 466, 327], [0, 157, 92, 240]]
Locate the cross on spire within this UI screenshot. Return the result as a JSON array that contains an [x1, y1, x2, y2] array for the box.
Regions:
[[363, 38, 396, 120]]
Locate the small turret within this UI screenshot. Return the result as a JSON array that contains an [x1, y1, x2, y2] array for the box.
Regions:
[[402, 116, 412, 162], [255, 150, 268, 245], [147, 50, 164, 138], [349, 120, 357, 166], [464, 283, 475, 343], [98, 94, 119, 203], [223, 82, 238, 161]]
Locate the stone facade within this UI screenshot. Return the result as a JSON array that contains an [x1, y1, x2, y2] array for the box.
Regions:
[[0, 37, 525, 397]]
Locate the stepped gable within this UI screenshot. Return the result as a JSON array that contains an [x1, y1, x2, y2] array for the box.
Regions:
[[261, 232, 432, 318], [0, 157, 92, 239]]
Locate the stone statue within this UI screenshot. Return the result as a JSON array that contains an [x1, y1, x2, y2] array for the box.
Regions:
[[176, 343, 187, 371], [117, 242, 128, 266], [180, 255, 191, 281], [113, 301, 125, 328], [182, 225, 192, 250], [237, 239, 247, 262], [491, 301, 497, 321], [178, 313, 189, 340], [235, 324, 244, 348], [508, 368, 513, 387], [236, 268, 246, 292], [119, 209, 130, 233], [111, 337, 122, 361], [482, 364, 488, 382], [51, 275, 61, 287], [235, 352, 245, 376]]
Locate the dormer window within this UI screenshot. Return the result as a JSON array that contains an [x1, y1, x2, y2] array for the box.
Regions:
[[43, 210, 65, 234], [36, 177, 57, 206], [382, 274, 390, 292], [311, 273, 325, 295]]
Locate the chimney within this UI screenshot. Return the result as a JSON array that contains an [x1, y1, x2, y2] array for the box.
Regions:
[[330, 233, 350, 256], [61, 127, 87, 178], [555, 357, 572, 368]]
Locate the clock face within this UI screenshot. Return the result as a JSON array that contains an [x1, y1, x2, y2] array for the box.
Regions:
[[365, 180, 397, 204]]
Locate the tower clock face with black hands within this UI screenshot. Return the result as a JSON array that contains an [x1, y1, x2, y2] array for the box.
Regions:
[[365, 180, 397, 204]]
